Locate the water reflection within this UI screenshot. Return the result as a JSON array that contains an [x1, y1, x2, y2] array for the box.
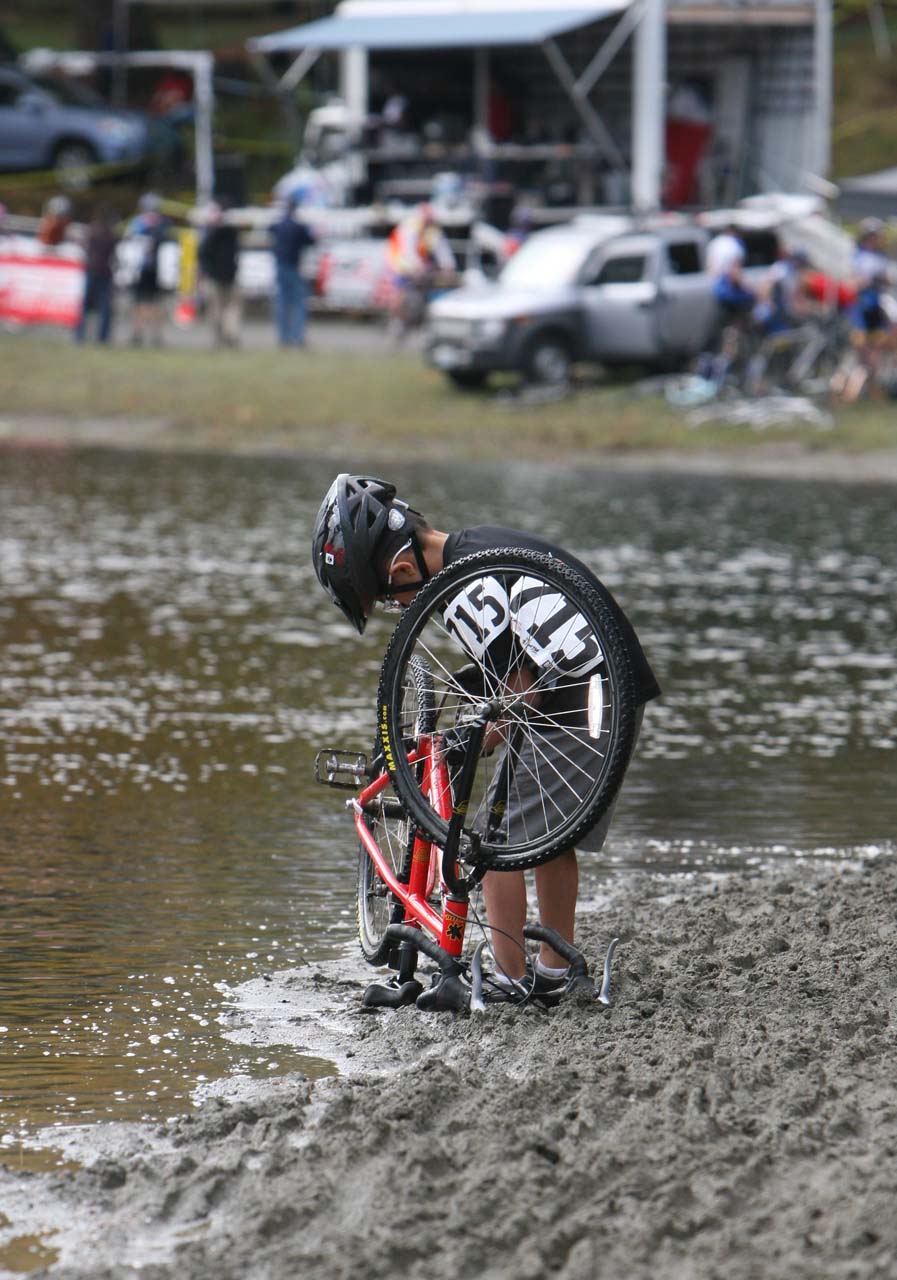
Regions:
[[0, 448, 894, 1137]]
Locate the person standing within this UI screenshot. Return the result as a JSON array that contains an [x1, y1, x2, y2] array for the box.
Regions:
[[74, 206, 119, 344], [270, 196, 315, 348], [198, 201, 241, 348], [836, 218, 896, 402], [706, 222, 755, 322], [37, 195, 72, 247], [128, 193, 170, 347], [755, 247, 812, 336]]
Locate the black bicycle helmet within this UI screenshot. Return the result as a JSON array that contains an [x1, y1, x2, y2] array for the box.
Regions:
[[311, 474, 428, 633]]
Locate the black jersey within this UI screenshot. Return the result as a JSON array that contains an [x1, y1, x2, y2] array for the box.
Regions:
[[442, 525, 661, 706]]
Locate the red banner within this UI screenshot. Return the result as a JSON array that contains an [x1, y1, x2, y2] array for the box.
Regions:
[[0, 237, 85, 327]]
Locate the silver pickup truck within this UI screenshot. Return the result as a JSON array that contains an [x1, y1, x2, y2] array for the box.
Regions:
[[425, 217, 733, 388]]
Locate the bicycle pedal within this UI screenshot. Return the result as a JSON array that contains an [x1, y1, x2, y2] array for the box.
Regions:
[[361, 978, 423, 1009], [314, 748, 368, 790]]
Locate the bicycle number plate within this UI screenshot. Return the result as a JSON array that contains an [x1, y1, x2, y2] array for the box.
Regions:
[[314, 749, 368, 790]]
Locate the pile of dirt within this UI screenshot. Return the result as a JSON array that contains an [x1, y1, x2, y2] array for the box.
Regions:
[[4, 856, 896, 1280]]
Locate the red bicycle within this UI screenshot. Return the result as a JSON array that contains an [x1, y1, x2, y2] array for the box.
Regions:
[[316, 549, 637, 1012]]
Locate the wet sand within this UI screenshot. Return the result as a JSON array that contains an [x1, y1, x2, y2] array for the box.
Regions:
[[4, 854, 896, 1280]]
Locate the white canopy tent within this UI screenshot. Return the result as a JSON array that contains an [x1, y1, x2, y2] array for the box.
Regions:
[[247, 0, 667, 212]]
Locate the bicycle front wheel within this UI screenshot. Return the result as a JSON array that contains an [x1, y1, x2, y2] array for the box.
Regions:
[[357, 655, 435, 964], [378, 550, 638, 871]]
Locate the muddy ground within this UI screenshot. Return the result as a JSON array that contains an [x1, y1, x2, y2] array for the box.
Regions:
[[3, 856, 896, 1280]]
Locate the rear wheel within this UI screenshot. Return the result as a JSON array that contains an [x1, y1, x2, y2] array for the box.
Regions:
[[378, 550, 638, 871], [357, 656, 435, 964]]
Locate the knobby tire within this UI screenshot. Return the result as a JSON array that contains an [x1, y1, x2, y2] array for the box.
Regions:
[[377, 550, 638, 871], [357, 655, 435, 964]]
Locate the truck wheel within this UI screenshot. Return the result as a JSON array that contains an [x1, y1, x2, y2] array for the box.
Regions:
[[524, 335, 572, 386], [447, 370, 488, 391]]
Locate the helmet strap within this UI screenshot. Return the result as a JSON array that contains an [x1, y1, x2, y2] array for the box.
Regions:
[[411, 532, 431, 584]]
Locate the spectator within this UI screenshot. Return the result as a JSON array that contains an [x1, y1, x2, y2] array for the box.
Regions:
[[75, 206, 119, 344], [37, 195, 72, 247], [128, 193, 170, 347], [706, 222, 755, 322], [270, 196, 315, 348], [378, 90, 409, 148], [849, 218, 893, 336], [150, 70, 193, 125], [504, 204, 532, 259], [198, 200, 241, 348], [839, 218, 896, 401], [755, 247, 812, 335]]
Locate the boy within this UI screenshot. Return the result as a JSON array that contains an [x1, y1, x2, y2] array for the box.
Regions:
[[312, 474, 660, 991]]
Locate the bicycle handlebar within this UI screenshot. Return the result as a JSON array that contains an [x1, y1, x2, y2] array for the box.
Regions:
[[523, 924, 589, 980], [386, 924, 462, 975]]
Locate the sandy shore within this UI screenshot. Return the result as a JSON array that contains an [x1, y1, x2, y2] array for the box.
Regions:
[[3, 855, 896, 1280]]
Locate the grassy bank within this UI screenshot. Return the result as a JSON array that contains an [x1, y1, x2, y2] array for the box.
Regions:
[[3, 336, 895, 464]]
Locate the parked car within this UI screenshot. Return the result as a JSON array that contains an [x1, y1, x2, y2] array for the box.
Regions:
[[0, 66, 155, 182], [425, 216, 776, 388]]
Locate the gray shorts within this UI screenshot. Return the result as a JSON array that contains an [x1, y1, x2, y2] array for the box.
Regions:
[[481, 704, 644, 855]]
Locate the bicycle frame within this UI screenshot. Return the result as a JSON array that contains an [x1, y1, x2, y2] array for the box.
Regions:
[[352, 736, 474, 959], [317, 700, 617, 1011]]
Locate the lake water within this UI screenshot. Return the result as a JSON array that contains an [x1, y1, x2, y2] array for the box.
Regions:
[[1, 447, 894, 1144]]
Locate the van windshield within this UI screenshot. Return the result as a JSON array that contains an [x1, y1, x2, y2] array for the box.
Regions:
[[500, 235, 593, 290]]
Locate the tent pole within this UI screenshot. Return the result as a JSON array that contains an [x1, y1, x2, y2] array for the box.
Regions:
[[193, 52, 215, 204], [248, 50, 300, 139], [813, 0, 832, 178], [577, 1, 644, 98], [340, 45, 369, 199], [281, 46, 322, 94], [631, 0, 666, 213], [340, 44, 369, 125], [542, 38, 625, 168]]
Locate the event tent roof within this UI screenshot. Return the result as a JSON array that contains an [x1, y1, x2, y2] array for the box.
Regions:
[[247, 3, 623, 54]]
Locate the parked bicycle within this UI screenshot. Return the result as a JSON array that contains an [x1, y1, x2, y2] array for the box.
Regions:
[[315, 548, 636, 1013], [666, 310, 853, 408]]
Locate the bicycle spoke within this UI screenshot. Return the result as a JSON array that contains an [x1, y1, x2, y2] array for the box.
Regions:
[[507, 704, 610, 764], [411, 630, 498, 706], [506, 716, 592, 807]]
